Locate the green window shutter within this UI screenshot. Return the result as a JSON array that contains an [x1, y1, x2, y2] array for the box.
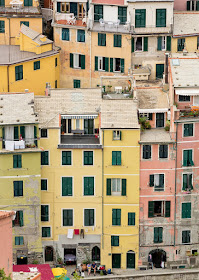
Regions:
[[57, 2, 61, 12], [62, 151, 71, 165], [14, 182, 18, 196], [189, 174, 193, 190], [98, 33, 101, 45], [81, 55, 85, 69], [70, 53, 73, 68], [144, 37, 148, 51], [62, 28, 69, 41], [159, 174, 164, 188], [112, 209, 116, 225], [197, 1, 199, 11], [95, 56, 98, 71], [117, 209, 121, 225], [187, 202, 191, 218], [117, 151, 121, 165], [120, 131, 122, 140], [156, 9, 166, 27], [13, 155, 18, 168], [34, 126, 37, 146], [18, 155, 22, 168], [14, 126, 19, 140], [120, 59, 124, 73], [166, 36, 171, 51], [0, 0, 5, 6], [187, 1, 190, 10], [0, 20, 5, 33], [189, 124, 193, 136], [157, 37, 162, 51], [159, 227, 163, 242], [84, 209, 90, 226], [105, 57, 109, 72], [121, 179, 126, 196], [102, 34, 106, 46], [183, 150, 188, 166], [114, 34, 117, 47], [154, 227, 159, 243], [183, 174, 187, 190], [20, 126, 25, 139], [182, 203, 186, 218], [19, 211, 23, 227], [148, 201, 154, 217], [128, 212, 135, 226], [84, 177, 89, 195], [62, 177, 72, 196], [41, 179, 47, 190], [89, 209, 94, 225], [165, 201, 170, 217], [184, 124, 189, 137], [111, 236, 119, 246], [107, 179, 111, 195], [15, 237, 19, 245], [188, 150, 194, 166], [110, 58, 113, 72], [131, 38, 134, 52], [111, 236, 114, 246], [149, 175, 154, 187], [112, 151, 116, 165]]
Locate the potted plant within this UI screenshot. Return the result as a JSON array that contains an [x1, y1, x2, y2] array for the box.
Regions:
[[139, 117, 151, 131], [165, 120, 170, 132], [82, 260, 87, 271]]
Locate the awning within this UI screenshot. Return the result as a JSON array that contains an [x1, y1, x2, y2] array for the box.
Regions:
[[138, 108, 168, 113], [62, 115, 98, 119], [175, 89, 199, 96]]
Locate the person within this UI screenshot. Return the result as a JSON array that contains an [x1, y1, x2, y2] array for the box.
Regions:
[[71, 268, 79, 276], [148, 254, 153, 269], [91, 262, 97, 276], [87, 263, 91, 276]]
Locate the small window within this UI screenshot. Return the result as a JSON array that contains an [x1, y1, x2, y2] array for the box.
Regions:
[[112, 151, 121, 165], [112, 209, 121, 226], [179, 95, 190, 102], [41, 128, 48, 138], [41, 179, 47, 191], [182, 230, 190, 244], [135, 37, 143, 51], [15, 236, 24, 245], [13, 155, 22, 168], [63, 209, 73, 226], [84, 177, 94, 196], [128, 212, 135, 226], [15, 65, 23, 81], [61, 2, 69, 12], [73, 79, 81, 88], [159, 145, 168, 159], [111, 236, 119, 246], [70, 53, 85, 69], [113, 58, 124, 73], [154, 227, 163, 243], [84, 209, 94, 226], [13, 211, 23, 227], [41, 151, 49, 165], [106, 178, 126, 196], [97, 56, 107, 71], [34, 61, 40, 70], [157, 36, 167, 51], [55, 80, 57, 88], [149, 174, 164, 191], [55, 57, 57, 67], [94, 4, 103, 22], [182, 202, 191, 219], [62, 28, 69, 41], [24, 0, 32, 6], [14, 181, 23, 197], [0, 20, 5, 33], [143, 145, 151, 159], [42, 227, 51, 237], [184, 124, 193, 137], [178, 38, 185, 52], [183, 150, 194, 167], [98, 33, 106, 46], [113, 130, 121, 140], [77, 30, 85, 42], [114, 34, 122, 48], [62, 151, 71, 165], [182, 174, 193, 191], [84, 151, 93, 165], [156, 9, 166, 27], [20, 21, 29, 27], [118, 6, 127, 24], [0, 0, 5, 7], [135, 9, 146, 28], [41, 205, 49, 221], [62, 177, 73, 196]]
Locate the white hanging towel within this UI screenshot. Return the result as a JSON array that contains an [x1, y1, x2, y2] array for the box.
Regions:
[[154, 174, 159, 186], [67, 229, 74, 239], [5, 141, 14, 151]]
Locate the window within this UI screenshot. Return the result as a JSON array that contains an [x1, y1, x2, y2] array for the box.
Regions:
[[156, 113, 164, 128], [14, 181, 23, 197], [135, 9, 146, 28], [24, 0, 32, 6], [179, 95, 190, 102], [14, 126, 19, 140], [139, 113, 152, 121], [0, 0, 5, 6], [112, 151, 121, 165], [15, 65, 23, 81], [148, 201, 170, 218], [118, 6, 127, 24], [78, 3, 85, 18], [63, 209, 73, 226], [143, 145, 151, 159], [135, 37, 148, 52], [41, 151, 49, 165], [41, 205, 49, 221], [62, 177, 73, 196], [156, 9, 166, 27], [15, 236, 24, 245], [73, 79, 81, 88], [61, 118, 72, 134], [13, 155, 22, 168], [41, 179, 47, 191], [95, 56, 109, 72], [84, 119, 94, 134], [157, 36, 171, 51], [112, 209, 121, 225], [70, 53, 85, 69], [197, 37, 199, 49], [62, 151, 71, 165], [154, 227, 163, 243], [0, 20, 4, 33], [55, 57, 57, 67], [149, 174, 164, 191], [76, 119, 80, 129], [34, 61, 40, 70], [187, 0, 199, 11], [112, 58, 125, 73], [42, 227, 51, 237], [84, 151, 93, 165], [178, 38, 185, 51], [20, 21, 29, 27], [62, 28, 69, 41], [98, 33, 106, 46], [84, 177, 94, 196], [106, 178, 126, 196], [84, 209, 94, 226], [183, 150, 194, 167], [182, 202, 191, 218], [113, 130, 122, 140], [61, 2, 69, 12], [184, 124, 193, 137], [111, 236, 119, 246], [182, 230, 190, 244], [114, 34, 122, 48], [182, 174, 193, 191], [128, 212, 135, 226], [159, 145, 168, 159], [41, 128, 48, 138], [94, 5, 103, 22], [13, 211, 23, 227], [77, 30, 85, 42]]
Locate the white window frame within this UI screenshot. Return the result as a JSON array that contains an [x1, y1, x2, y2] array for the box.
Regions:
[[74, 54, 81, 69], [113, 130, 121, 140], [41, 178, 48, 191], [182, 148, 194, 167], [153, 174, 165, 192], [40, 128, 48, 138], [62, 208, 74, 227], [82, 150, 94, 166], [135, 37, 143, 52], [193, 96, 199, 106], [98, 56, 105, 71], [183, 123, 194, 138], [83, 175, 95, 196], [161, 36, 166, 51], [181, 172, 193, 191], [61, 150, 73, 166], [111, 178, 122, 196]]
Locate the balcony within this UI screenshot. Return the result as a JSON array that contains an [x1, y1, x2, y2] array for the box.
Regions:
[[1, 138, 39, 153], [58, 134, 101, 149], [55, 12, 87, 26], [132, 23, 173, 35], [88, 19, 131, 34], [179, 106, 199, 119], [0, 5, 41, 15]]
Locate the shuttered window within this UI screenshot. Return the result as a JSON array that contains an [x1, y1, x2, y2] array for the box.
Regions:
[[111, 236, 119, 246], [112, 209, 121, 225], [24, 0, 32, 6], [149, 174, 164, 191], [73, 79, 81, 88], [118, 7, 127, 24], [106, 178, 126, 196], [182, 202, 191, 218], [41, 179, 47, 191], [62, 28, 69, 41], [84, 177, 94, 196], [62, 177, 73, 196], [183, 150, 194, 167], [98, 33, 106, 46], [154, 227, 163, 243], [41, 205, 49, 221], [15, 236, 24, 245], [128, 212, 135, 226], [112, 151, 121, 165], [144, 37, 148, 51], [63, 209, 73, 226], [15, 65, 23, 81], [95, 56, 109, 71], [114, 34, 122, 47], [41, 151, 49, 165], [77, 30, 85, 42], [57, 2, 61, 12], [20, 21, 29, 27], [184, 124, 193, 137], [84, 209, 94, 226], [84, 151, 93, 165], [41, 129, 47, 138], [94, 5, 103, 22], [0, 20, 4, 33], [182, 230, 190, 243], [20, 126, 25, 139], [13, 155, 22, 168], [156, 9, 166, 27], [113, 130, 122, 140], [70, 53, 85, 69], [148, 201, 170, 218], [0, 0, 5, 6], [135, 9, 146, 28], [62, 151, 72, 165], [143, 145, 151, 159], [42, 227, 51, 237], [182, 174, 193, 191], [34, 61, 40, 70], [13, 211, 23, 227], [178, 38, 185, 51], [159, 145, 168, 159], [14, 181, 23, 197], [187, 1, 199, 11]]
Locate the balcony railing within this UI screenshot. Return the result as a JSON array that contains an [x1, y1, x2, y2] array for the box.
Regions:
[[2, 138, 38, 151], [55, 12, 87, 26]]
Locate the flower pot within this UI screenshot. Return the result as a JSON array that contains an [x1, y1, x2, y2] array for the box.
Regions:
[[82, 264, 87, 271]]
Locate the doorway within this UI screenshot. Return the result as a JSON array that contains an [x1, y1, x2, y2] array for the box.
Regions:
[[156, 64, 164, 79], [127, 250, 135, 269], [45, 246, 54, 262], [17, 255, 27, 265], [112, 254, 121, 268], [156, 113, 164, 128], [149, 249, 166, 268], [92, 246, 100, 262], [64, 248, 76, 264]]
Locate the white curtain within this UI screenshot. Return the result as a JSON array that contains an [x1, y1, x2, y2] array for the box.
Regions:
[[5, 126, 14, 141], [154, 174, 160, 186], [25, 125, 34, 145]]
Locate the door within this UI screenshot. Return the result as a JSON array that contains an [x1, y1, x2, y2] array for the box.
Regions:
[[70, 2, 77, 16], [156, 64, 164, 79], [112, 254, 121, 268], [84, 119, 94, 134], [156, 113, 164, 128], [45, 246, 53, 262], [127, 252, 135, 269]]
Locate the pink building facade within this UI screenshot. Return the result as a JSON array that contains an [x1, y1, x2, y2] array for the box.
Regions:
[[174, 0, 187, 11]]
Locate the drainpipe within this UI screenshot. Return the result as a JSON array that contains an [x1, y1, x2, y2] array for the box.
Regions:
[[89, 30, 92, 88], [102, 129, 104, 249], [174, 122, 178, 248], [8, 18, 11, 45], [7, 65, 9, 92]]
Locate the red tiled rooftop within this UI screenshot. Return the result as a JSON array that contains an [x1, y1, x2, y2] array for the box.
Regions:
[[13, 264, 54, 280], [92, 0, 124, 5], [56, 19, 86, 26], [0, 210, 15, 220]]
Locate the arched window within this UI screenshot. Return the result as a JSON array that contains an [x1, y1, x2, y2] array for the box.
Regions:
[[92, 246, 100, 261]]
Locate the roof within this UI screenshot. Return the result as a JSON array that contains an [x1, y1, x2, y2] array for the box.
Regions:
[[13, 272, 41, 280], [0, 210, 15, 220], [20, 24, 52, 45], [13, 265, 54, 280], [137, 88, 169, 111], [140, 128, 174, 143], [0, 45, 58, 65], [127, 0, 173, 2], [170, 56, 199, 88], [173, 12, 199, 37], [0, 92, 38, 125]]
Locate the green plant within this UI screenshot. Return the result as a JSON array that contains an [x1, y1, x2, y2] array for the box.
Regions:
[[194, 252, 198, 256], [82, 260, 87, 264], [139, 117, 151, 131], [52, 273, 66, 280], [32, 259, 39, 264], [0, 268, 11, 280], [57, 257, 63, 264], [73, 271, 81, 280], [165, 120, 170, 132], [173, 102, 178, 108]]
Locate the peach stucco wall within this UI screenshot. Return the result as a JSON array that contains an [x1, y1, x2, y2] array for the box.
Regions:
[[174, 0, 187, 11]]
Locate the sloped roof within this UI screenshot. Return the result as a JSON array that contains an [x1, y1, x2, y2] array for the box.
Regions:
[[137, 88, 169, 110], [140, 128, 174, 143], [173, 12, 199, 37], [20, 24, 52, 45], [0, 210, 15, 220]]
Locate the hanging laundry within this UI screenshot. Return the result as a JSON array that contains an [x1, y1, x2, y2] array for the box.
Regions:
[[67, 229, 74, 239], [74, 229, 79, 235]]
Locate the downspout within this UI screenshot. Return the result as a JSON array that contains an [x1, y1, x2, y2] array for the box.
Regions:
[[174, 122, 178, 248], [8, 18, 11, 45], [7, 66, 9, 92], [90, 30, 92, 88], [102, 129, 104, 249]]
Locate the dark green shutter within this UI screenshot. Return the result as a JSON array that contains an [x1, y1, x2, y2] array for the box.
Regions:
[[13, 155, 18, 168], [131, 38, 134, 52], [105, 57, 109, 72], [62, 177, 72, 196], [107, 179, 111, 195], [70, 53, 73, 68], [120, 131, 122, 140], [117, 151, 121, 165], [34, 126, 37, 146], [183, 174, 187, 190], [149, 175, 154, 187], [165, 201, 170, 217], [128, 212, 135, 225], [14, 126, 19, 140], [167, 36, 171, 51], [84, 210, 89, 226], [154, 227, 159, 243], [120, 59, 124, 73], [81, 55, 85, 69], [98, 33, 101, 45], [148, 201, 154, 217], [159, 174, 164, 188], [197, 1, 199, 10], [183, 150, 188, 166], [144, 37, 148, 51], [19, 211, 23, 227], [187, 1, 190, 10], [110, 58, 113, 72], [189, 174, 193, 190], [117, 209, 121, 225], [20, 126, 25, 139], [157, 37, 162, 51], [121, 179, 126, 196], [188, 150, 194, 166], [112, 151, 116, 165], [0, 20, 5, 33], [95, 56, 98, 71], [112, 209, 116, 225]]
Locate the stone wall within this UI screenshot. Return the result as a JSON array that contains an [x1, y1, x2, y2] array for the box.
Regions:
[[76, 243, 101, 264]]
